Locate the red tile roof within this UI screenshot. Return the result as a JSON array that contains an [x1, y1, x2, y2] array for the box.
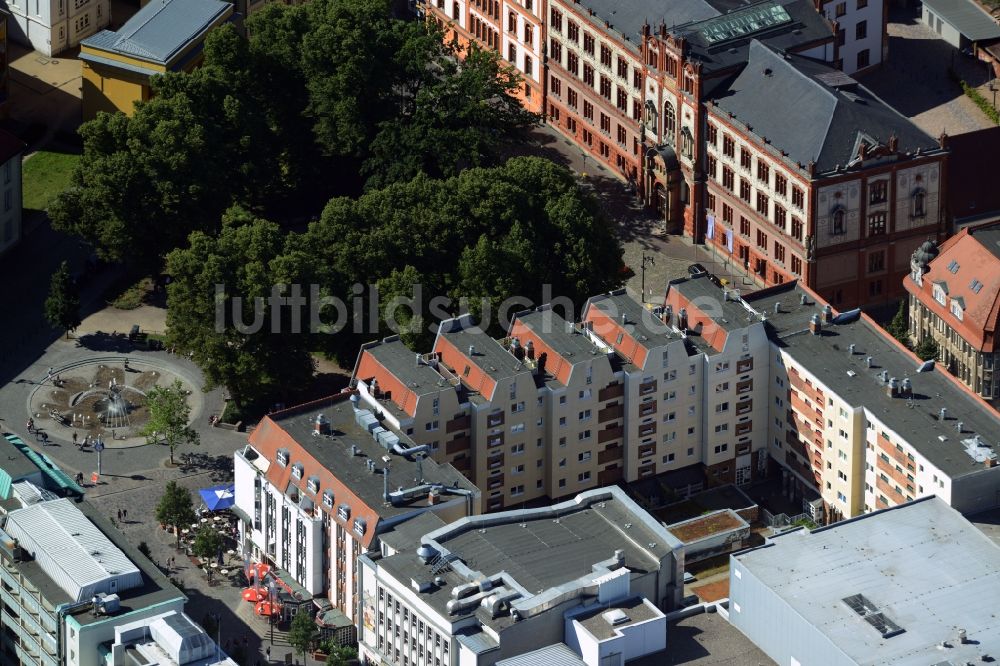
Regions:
[[904, 224, 1000, 352]]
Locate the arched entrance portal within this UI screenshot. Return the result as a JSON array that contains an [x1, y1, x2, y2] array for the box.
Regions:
[[645, 145, 683, 234]]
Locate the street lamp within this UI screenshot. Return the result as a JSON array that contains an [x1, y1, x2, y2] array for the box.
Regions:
[[211, 612, 221, 663], [640, 254, 655, 303]]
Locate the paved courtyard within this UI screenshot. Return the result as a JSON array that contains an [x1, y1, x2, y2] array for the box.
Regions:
[[857, 7, 995, 136]]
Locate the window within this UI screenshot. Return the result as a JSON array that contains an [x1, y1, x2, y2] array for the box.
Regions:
[[716, 402, 729, 413], [524, 55, 533, 77], [791, 186, 804, 209], [756, 229, 768, 249], [757, 161, 770, 184], [756, 192, 769, 216], [775, 172, 787, 196], [426, 420, 439, 431], [577, 471, 591, 482], [549, 39, 562, 64], [508, 11, 516, 32], [868, 212, 886, 236], [740, 147, 752, 171], [510, 485, 525, 496], [857, 0, 867, 7], [578, 409, 592, 421], [723, 134, 735, 157], [551, 76, 562, 96], [600, 113, 611, 133], [567, 89, 578, 109], [792, 256, 802, 275], [857, 49, 870, 70], [706, 123, 718, 146], [714, 443, 729, 453], [663, 102, 676, 141], [912, 189, 927, 217], [855, 20, 867, 40], [524, 23, 533, 44], [617, 88, 628, 112], [869, 279, 882, 297], [600, 75, 612, 99], [722, 166, 734, 191], [774, 242, 786, 263], [583, 63, 594, 86], [567, 52, 579, 76], [600, 44, 612, 67], [832, 207, 846, 235], [578, 451, 591, 462], [791, 217, 803, 241], [740, 216, 751, 237], [581, 100, 593, 121], [578, 429, 591, 440], [740, 179, 751, 203], [774, 204, 786, 230], [583, 32, 595, 55], [617, 56, 628, 79], [567, 20, 579, 42], [835, 1, 846, 16], [707, 192, 716, 212], [869, 180, 887, 204], [707, 155, 718, 180], [508, 42, 517, 62], [722, 203, 733, 224]]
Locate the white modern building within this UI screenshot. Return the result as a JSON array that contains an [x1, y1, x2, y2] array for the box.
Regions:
[[0, 495, 232, 666], [729, 496, 1000, 665], [357, 486, 682, 666], [4, 0, 109, 55], [232, 393, 481, 629]]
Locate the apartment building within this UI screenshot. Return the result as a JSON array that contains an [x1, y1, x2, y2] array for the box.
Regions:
[[232, 393, 480, 626], [0, 129, 24, 257], [729, 497, 1000, 666], [0, 495, 231, 666], [739, 280, 1000, 520], [906, 225, 1000, 403], [356, 486, 683, 666]]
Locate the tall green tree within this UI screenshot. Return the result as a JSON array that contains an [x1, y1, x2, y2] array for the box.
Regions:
[[287, 610, 318, 663], [915, 336, 940, 361], [44, 261, 81, 337], [156, 480, 197, 548], [192, 526, 223, 562], [165, 208, 315, 408], [142, 379, 199, 465], [887, 300, 910, 347]]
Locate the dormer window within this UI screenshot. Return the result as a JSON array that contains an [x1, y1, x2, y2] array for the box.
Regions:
[[950, 298, 964, 321], [353, 518, 367, 536], [323, 490, 334, 508], [276, 449, 289, 467], [932, 282, 947, 306], [338, 504, 351, 521], [291, 463, 304, 480], [306, 476, 320, 494]]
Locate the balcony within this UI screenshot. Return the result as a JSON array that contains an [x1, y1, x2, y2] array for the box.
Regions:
[[599, 403, 624, 422], [445, 436, 471, 455], [737, 358, 754, 373], [446, 414, 471, 433], [638, 380, 657, 396], [736, 399, 752, 415], [638, 444, 656, 459], [487, 433, 504, 448], [736, 442, 752, 456], [637, 402, 656, 417], [736, 379, 753, 394], [598, 444, 623, 464], [599, 383, 624, 401], [598, 466, 623, 485], [598, 426, 624, 443], [638, 422, 657, 437], [487, 412, 505, 428], [735, 422, 752, 436]]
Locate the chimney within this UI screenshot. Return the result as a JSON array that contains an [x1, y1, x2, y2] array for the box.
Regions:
[[901, 378, 912, 397], [939, 407, 947, 421], [526, 340, 535, 360], [468, 345, 476, 357], [678, 308, 688, 330], [822, 304, 834, 323], [428, 488, 439, 505], [865, 356, 873, 368], [887, 377, 899, 398], [774, 302, 781, 314], [809, 314, 822, 335], [383, 465, 391, 501], [314, 413, 330, 436], [956, 421, 964, 433], [415, 353, 422, 367], [848, 343, 856, 355], [621, 312, 627, 325], [799, 293, 808, 305]]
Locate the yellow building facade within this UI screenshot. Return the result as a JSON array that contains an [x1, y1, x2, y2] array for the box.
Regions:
[[79, 0, 232, 120]]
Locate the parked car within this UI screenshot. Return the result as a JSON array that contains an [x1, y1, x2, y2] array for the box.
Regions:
[[688, 263, 708, 277]]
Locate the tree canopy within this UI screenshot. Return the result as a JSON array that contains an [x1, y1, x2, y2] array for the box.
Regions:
[[287, 610, 318, 661], [142, 379, 200, 465], [44, 261, 81, 337], [155, 480, 197, 547]]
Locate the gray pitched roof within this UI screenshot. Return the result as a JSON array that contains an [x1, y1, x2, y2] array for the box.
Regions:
[[576, 0, 718, 49], [923, 0, 1000, 41], [81, 0, 231, 66], [712, 41, 939, 173]]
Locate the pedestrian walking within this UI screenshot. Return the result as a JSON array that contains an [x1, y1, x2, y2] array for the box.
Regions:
[[265, 646, 271, 661], [123, 508, 128, 520], [117, 509, 122, 522], [72, 432, 78, 445]]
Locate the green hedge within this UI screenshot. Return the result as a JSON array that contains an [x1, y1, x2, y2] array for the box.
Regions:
[[961, 80, 1000, 125]]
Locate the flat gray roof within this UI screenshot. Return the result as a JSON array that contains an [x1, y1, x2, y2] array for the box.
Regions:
[[496, 643, 586, 666], [748, 282, 1000, 479], [268, 397, 478, 519], [656, 612, 776, 665], [359, 337, 452, 398], [923, 0, 1000, 41], [669, 275, 761, 334], [438, 318, 529, 384], [734, 497, 1000, 665], [573, 597, 662, 640]]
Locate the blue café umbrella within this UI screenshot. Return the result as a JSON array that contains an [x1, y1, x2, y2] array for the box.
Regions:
[[198, 484, 235, 511]]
